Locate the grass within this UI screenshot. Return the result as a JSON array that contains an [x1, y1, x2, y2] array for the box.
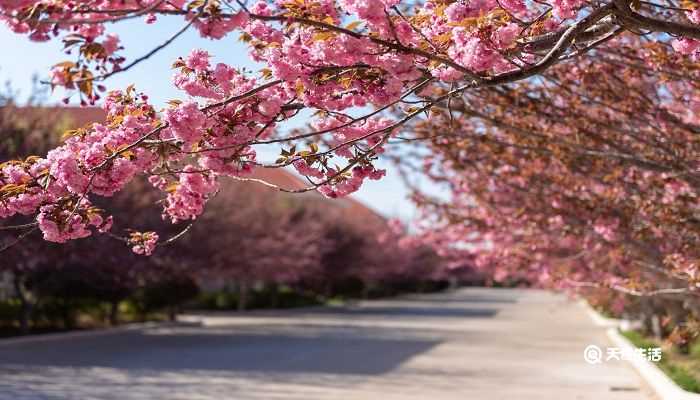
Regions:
[[621, 330, 700, 393]]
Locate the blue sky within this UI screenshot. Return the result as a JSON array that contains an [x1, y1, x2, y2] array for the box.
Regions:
[[0, 16, 443, 221]]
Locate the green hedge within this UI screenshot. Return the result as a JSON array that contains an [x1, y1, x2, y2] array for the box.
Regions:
[[192, 286, 323, 311]]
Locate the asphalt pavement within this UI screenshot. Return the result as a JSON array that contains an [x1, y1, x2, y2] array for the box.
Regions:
[[0, 288, 656, 399]]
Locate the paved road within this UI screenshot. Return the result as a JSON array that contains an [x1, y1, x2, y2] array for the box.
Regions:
[[0, 288, 656, 400]]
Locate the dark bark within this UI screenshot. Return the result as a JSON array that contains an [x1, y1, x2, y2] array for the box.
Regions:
[[108, 300, 119, 326], [168, 305, 178, 321], [361, 284, 370, 300], [237, 281, 249, 311], [269, 284, 279, 309], [12, 274, 31, 334], [61, 301, 74, 330], [639, 297, 656, 337]]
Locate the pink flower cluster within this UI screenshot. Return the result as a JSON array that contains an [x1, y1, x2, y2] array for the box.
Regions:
[[164, 102, 207, 147], [159, 166, 219, 223], [0, 88, 160, 247], [129, 231, 159, 255], [36, 201, 112, 243], [318, 165, 386, 198], [1, 0, 698, 255]]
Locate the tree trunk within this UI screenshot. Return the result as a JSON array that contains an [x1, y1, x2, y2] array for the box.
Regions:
[[61, 302, 74, 330], [323, 283, 333, 300], [108, 300, 119, 326], [361, 284, 370, 300], [650, 314, 662, 339], [168, 305, 179, 322], [13, 274, 30, 335], [417, 282, 425, 294], [238, 281, 249, 311], [640, 297, 655, 337], [270, 284, 279, 309]]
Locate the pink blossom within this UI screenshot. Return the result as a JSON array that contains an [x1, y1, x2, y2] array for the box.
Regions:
[[688, 8, 700, 24], [551, 0, 584, 19], [445, 3, 468, 22], [293, 159, 324, 179], [102, 34, 120, 56], [164, 102, 207, 146], [500, 0, 526, 13], [593, 218, 619, 242], [451, 30, 498, 72], [186, 49, 211, 72], [163, 166, 219, 222], [47, 148, 89, 194], [193, 11, 249, 39], [258, 98, 282, 117], [672, 38, 700, 55], [130, 231, 159, 255], [36, 202, 104, 243], [492, 23, 520, 50], [48, 67, 70, 87]]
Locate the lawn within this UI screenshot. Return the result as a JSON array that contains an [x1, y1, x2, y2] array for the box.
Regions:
[[621, 330, 700, 393]]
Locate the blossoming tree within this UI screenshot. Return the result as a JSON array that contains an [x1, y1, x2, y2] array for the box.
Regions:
[[404, 37, 698, 300], [0, 0, 699, 255], [175, 181, 327, 308]]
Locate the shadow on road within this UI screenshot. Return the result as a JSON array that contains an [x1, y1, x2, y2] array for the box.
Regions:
[[0, 290, 512, 385], [0, 324, 442, 375], [0, 289, 654, 400]]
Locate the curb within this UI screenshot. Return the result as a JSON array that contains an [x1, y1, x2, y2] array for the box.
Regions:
[[0, 321, 190, 346], [581, 299, 700, 399], [578, 299, 622, 328], [578, 299, 643, 331], [607, 328, 700, 400]]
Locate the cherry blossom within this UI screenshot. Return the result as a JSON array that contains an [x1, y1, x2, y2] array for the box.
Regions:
[[0, 0, 697, 257]]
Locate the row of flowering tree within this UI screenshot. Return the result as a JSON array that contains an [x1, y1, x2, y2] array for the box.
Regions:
[[180, 182, 451, 306], [0, 0, 698, 246], [412, 37, 698, 295], [0, 100, 452, 333], [403, 33, 699, 341]]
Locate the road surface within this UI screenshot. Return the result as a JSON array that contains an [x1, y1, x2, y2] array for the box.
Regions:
[[0, 288, 656, 399]]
